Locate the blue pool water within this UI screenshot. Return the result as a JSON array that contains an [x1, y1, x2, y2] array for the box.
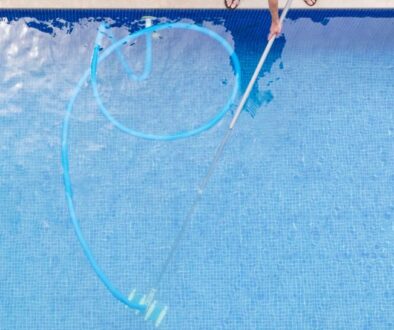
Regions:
[[1, 9, 393, 329]]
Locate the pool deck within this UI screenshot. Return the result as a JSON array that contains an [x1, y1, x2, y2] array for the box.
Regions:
[[0, 0, 393, 9]]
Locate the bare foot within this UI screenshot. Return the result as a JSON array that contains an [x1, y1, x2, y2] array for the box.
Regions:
[[224, 0, 240, 10], [304, 0, 317, 6]]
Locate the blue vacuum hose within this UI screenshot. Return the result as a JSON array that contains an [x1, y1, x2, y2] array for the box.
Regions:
[[91, 22, 242, 141], [62, 21, 242, 324]]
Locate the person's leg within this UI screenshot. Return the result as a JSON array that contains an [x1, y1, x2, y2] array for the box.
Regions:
[[224, 0, 240, 9], [304, 0, 317, 6]]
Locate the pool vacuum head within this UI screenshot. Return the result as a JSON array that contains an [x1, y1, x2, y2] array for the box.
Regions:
[[128, 289, 168, 327]]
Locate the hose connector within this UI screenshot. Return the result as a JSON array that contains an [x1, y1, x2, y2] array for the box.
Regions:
[[142, 16, 155, 28]]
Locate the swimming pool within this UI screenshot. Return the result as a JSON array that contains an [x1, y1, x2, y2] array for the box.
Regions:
[[1, 8, 393, 330]]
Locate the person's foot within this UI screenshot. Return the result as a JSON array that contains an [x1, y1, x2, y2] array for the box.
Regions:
[[224, 0, 240, 10], [304, 0, 317, 6]]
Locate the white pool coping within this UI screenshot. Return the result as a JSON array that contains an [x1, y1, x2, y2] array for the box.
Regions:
[[0, 0, 393, 9]]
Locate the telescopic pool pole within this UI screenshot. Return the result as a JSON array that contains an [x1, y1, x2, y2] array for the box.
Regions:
[[155, 0, 294, 287]]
